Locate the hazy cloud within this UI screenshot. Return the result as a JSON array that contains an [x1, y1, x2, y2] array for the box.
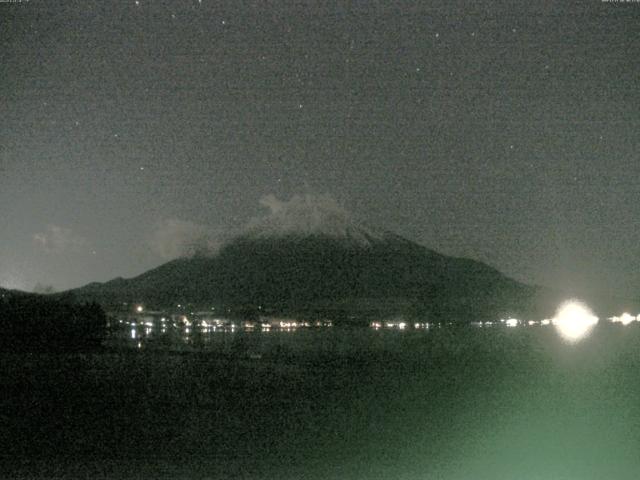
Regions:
[[33, 225, 87, 254], [149, 218, 221, 259]]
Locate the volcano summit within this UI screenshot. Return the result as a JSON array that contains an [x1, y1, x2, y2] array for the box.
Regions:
[[66, 195, 562, 322]]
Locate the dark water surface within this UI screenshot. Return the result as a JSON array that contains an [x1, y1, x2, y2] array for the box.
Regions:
[[2, 325, 640, 479]]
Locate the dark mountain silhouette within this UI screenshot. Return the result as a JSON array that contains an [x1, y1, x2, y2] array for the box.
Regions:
[[65, 227, 571, 322]]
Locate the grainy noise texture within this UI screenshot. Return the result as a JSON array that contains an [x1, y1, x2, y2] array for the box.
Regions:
[[1, 0, 639, 297]]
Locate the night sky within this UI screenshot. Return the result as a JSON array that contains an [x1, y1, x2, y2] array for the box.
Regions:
[[2, 1, 639, 296]]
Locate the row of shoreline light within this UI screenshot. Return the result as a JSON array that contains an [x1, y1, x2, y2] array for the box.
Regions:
[[124, 301, 638, 343], [122, 311, 639, 333]]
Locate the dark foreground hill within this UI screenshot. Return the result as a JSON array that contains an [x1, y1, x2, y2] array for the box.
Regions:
[[64, 229, 587, 322], [0, 288, 107, 351]]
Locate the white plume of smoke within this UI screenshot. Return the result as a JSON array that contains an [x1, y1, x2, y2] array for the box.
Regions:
[[246, 193, 381, 243], [149, 218, 221, 260], [149, 195, 382, 260], [0, 263, 28, 291], [33, 225, 87, 254], [33, 283, 56, 294]]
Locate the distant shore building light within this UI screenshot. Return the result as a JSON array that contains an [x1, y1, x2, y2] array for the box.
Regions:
[[610, 313, 635, 326], [504, 318, 519, 328], [135, 305, 144, 313]]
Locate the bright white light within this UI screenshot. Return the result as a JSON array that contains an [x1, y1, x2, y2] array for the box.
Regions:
[[611, 313, 635, 326], [505, 318, 518, 328], [553, 301, 598, 342], [136, 305, 144, 313], [541, 319, 551, 326]]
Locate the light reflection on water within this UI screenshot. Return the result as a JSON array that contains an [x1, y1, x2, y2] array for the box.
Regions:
[[118, 319, 528, 355], [105, 318, 640, 480], [19, 309, 640, 480], [114, 302, 640, 352], [118, 318, 337, 351]]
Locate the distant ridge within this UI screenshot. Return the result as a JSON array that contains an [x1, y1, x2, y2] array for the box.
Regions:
[[64, 192, 640, 321], [66, 225, 559, 322]]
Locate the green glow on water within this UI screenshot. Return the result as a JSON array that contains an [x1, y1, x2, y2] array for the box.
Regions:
[[4, 325, 640, 479]]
